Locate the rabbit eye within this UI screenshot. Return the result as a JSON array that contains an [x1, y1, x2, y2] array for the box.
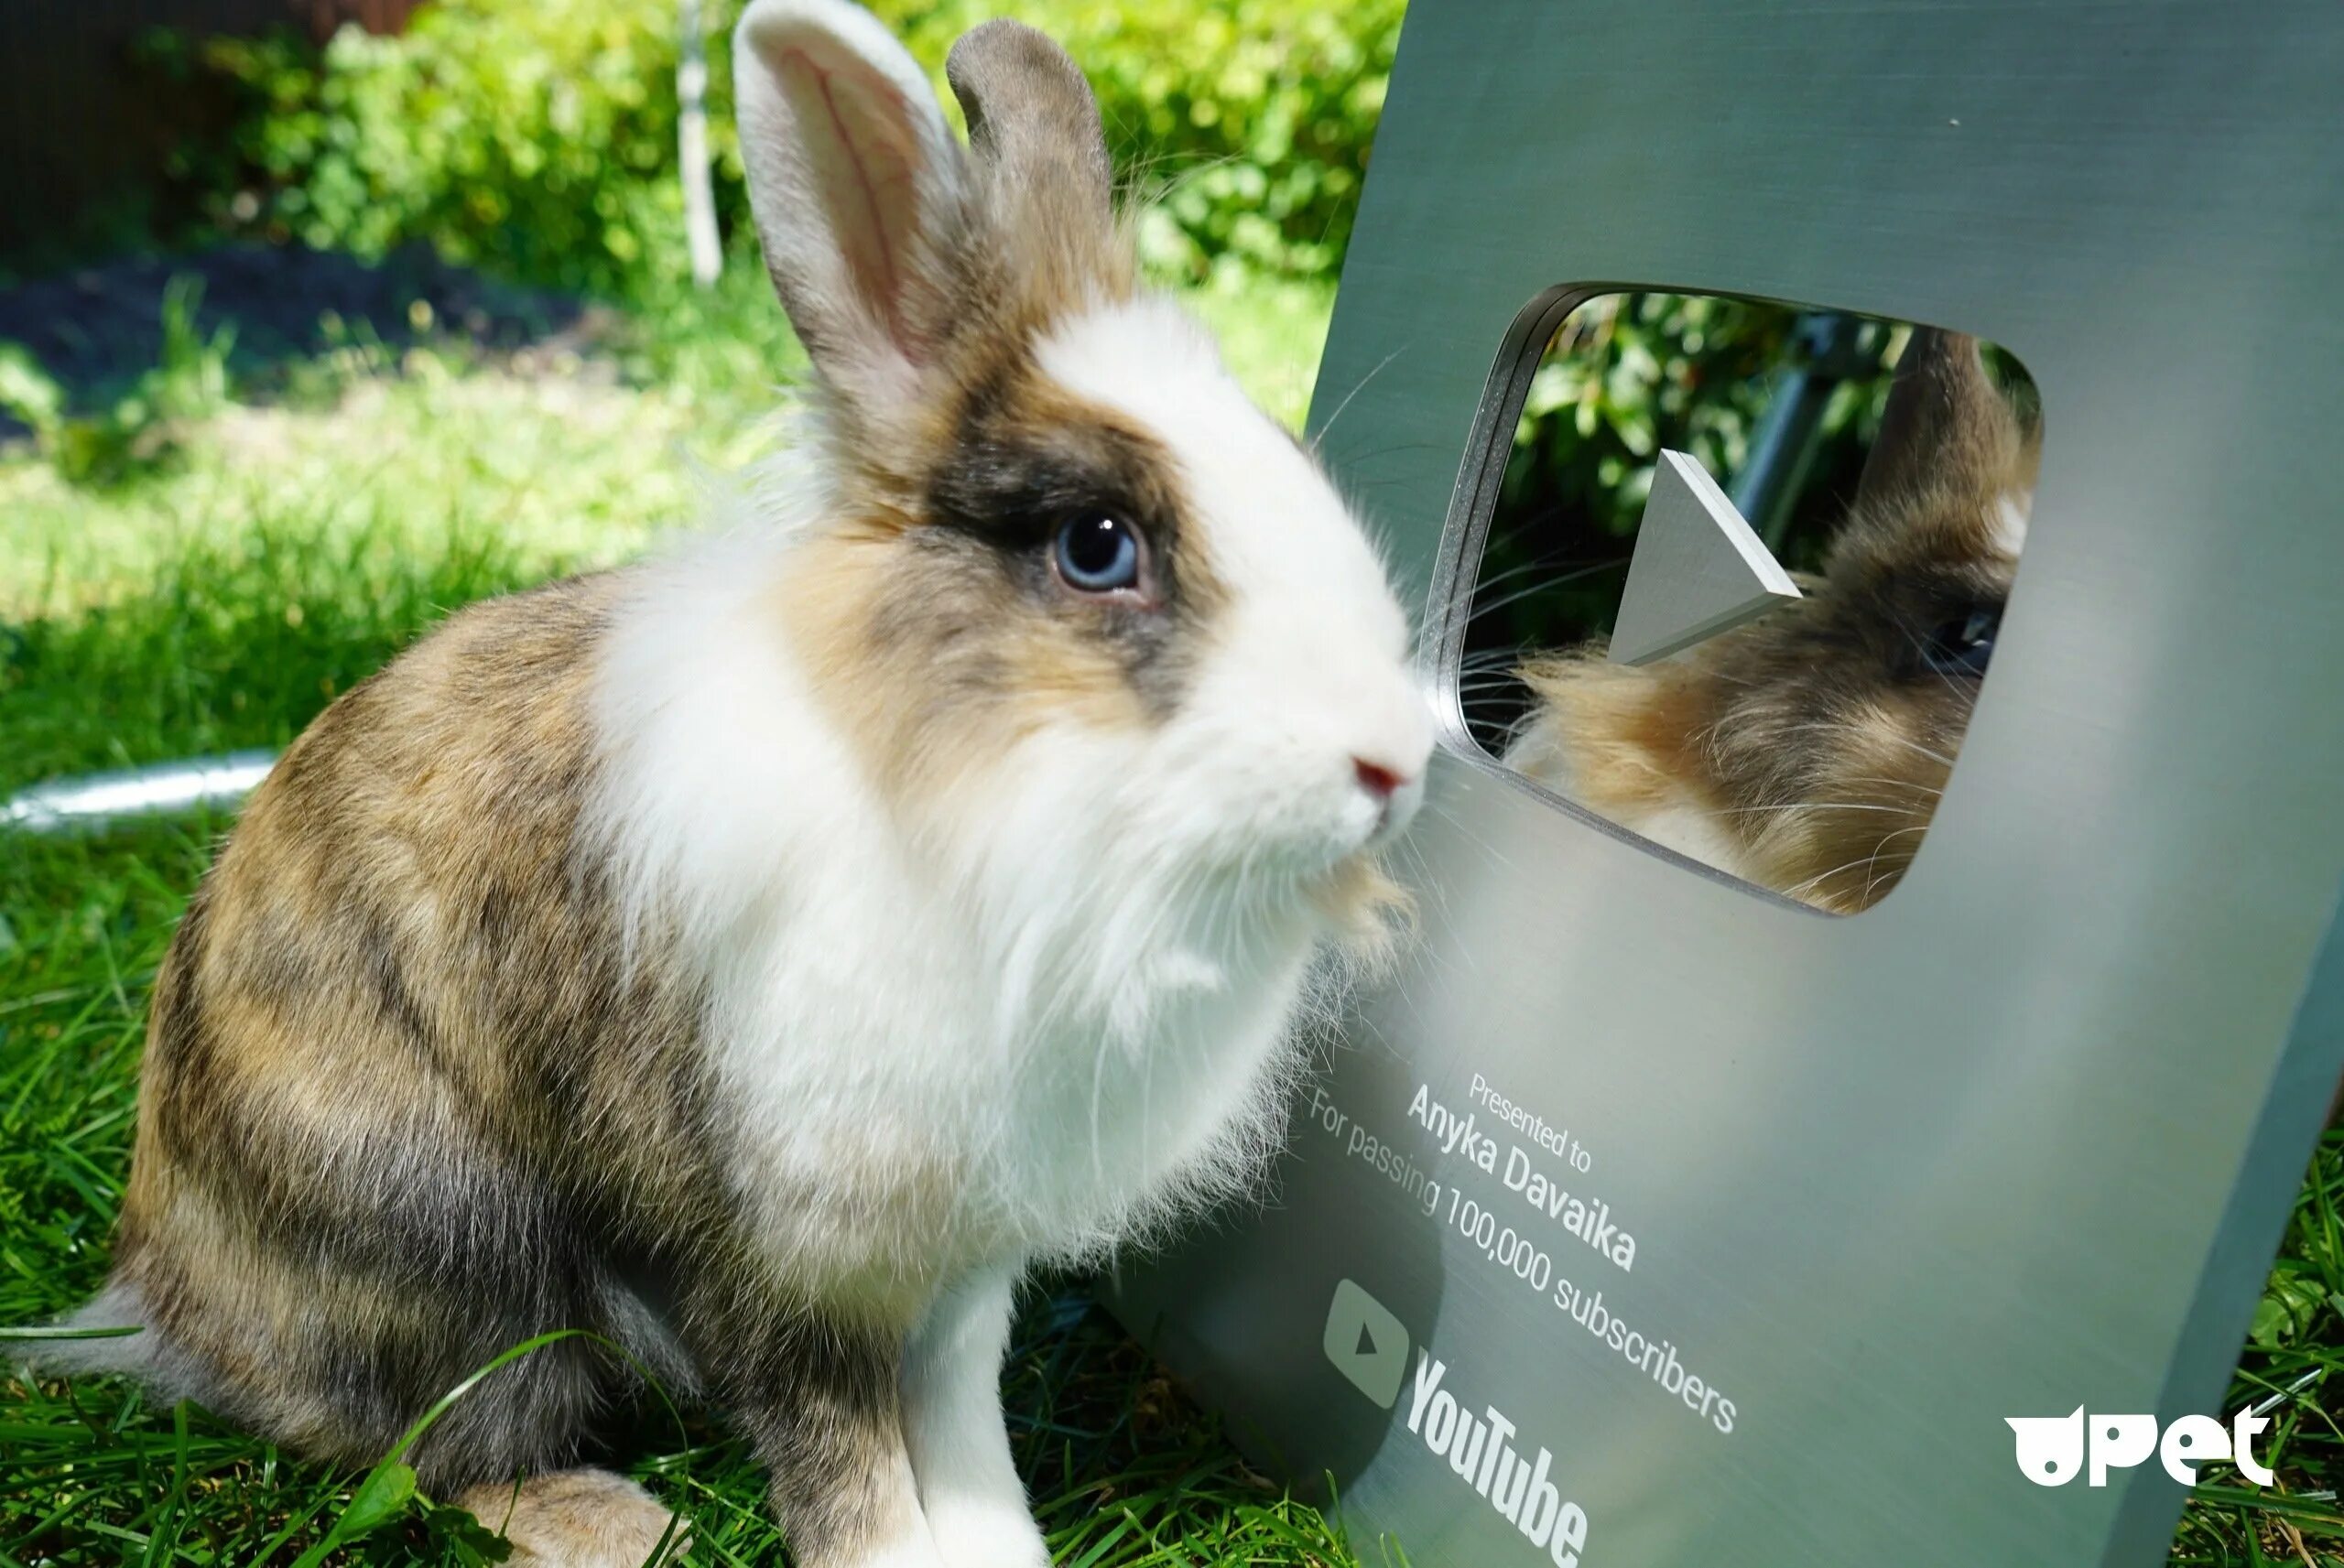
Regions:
[[1052, 514, 1145, 596], [1922, 605, 2001, 676]]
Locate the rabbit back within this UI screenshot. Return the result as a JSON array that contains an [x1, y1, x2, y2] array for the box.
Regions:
[[108, 572, 710, 1482]]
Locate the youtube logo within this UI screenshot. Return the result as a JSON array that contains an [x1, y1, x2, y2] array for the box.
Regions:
[[1322, 1278, 1410, 1409]]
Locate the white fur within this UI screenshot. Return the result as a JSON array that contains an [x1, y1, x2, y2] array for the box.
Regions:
[[1992, 492, 2032, 557], [902, 1271, 1048, 1568], [1035, 296, 1429, 838], [587, 283, 1428, 1326], [851, 1527, 950, 1568], [589, 480, 1414, 1307], [596, 572, 1303, 1293]]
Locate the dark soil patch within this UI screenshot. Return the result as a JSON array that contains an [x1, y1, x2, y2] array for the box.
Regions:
[[0, 243, 594, 426]]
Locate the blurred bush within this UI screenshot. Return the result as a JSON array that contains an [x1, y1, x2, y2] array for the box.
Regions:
[[181, 0, 1404, 302]]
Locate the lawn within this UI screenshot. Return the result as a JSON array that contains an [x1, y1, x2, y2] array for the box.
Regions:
[[2, 251, 2339, 1566]]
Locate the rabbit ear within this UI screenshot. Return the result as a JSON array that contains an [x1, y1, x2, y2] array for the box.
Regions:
[[945, 19, 1122, 299], [947, 21, 1112, 213], [1854, 327, 2014, 509], [734, 0, 973, 398]]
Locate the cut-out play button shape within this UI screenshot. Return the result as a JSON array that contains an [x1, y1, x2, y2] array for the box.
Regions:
[[1322, 1278, 1410, 1410], [1608, 449, 1802, 665]]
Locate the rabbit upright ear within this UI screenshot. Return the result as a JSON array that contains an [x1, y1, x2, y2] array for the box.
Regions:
[[734, 0, 973, 398], [1854, 327, 2013, 510], [945, 19, 1125, 306], [947, 21, 1112, 214]]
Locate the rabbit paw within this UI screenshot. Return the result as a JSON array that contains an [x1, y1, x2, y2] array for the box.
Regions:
[[927, 1497, 1051, 1568], [456, 1468, 689, 1567]]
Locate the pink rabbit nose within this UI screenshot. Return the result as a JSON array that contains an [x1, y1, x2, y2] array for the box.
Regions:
[[1353, 757, 1410, 801]]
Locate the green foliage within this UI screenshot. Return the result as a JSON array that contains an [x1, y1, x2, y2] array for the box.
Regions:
[[192, 0, 703, 300], [1504, 293, 1807, 549], [0, 343, 63, 434], [182, 0, 1403, 301], [884, 0, 1402, 283]]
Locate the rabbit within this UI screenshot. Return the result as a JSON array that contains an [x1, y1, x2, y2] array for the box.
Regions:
[[1506, 327, 2037, 913], [34, 3, 1433, 1564]]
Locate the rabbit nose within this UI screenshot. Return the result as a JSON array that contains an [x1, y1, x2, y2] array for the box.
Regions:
[[1353, 757, 1410, 801]]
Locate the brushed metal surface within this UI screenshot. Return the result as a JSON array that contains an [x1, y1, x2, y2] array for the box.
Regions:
[[1112, 5, 2344, 1566]]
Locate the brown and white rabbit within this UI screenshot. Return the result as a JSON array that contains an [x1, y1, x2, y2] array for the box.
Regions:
[[40, 4, 1431, 1563], [1507, 327, 2035, 913]]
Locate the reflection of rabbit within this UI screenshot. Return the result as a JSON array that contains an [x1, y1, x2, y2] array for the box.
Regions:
[[38, 4, 1431, 1565], [1507, 328, 2037, 912]]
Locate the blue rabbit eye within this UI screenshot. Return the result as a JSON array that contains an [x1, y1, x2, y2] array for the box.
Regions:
[[1052, 514, 1143, 594], [1922, 604, 2001, 676]]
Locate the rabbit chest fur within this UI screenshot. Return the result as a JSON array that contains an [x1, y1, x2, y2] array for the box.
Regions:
[[586, 510, 1331, 1308]]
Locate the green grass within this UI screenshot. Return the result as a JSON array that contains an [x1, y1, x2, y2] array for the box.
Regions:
[[0, 254, 2336, 1565]]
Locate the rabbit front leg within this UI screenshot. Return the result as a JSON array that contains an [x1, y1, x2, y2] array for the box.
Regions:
[[729, 1316, 948, 1568], [902, 1270, 1051, 1568]]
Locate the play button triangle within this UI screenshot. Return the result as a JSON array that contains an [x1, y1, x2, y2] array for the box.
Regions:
[[1608, 449, 1802, 666]]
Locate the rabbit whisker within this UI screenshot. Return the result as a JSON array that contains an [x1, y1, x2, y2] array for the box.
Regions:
[[1467, 560, 1630, 622], [1308, 343, 1411, 457], [1837, 774, 1946, 799], [1720, 800, 1926, 817]]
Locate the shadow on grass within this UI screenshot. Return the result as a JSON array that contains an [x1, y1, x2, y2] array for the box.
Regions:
[[0, 243, 591, 434]]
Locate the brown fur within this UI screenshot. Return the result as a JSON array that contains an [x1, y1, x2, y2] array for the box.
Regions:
[[759, 28, 1137, 519], [1308, 855, 1416, 975], [100, 489, 967, 1565], [114, 579, 720, 1483], [455, 1469, 688, 1566], [740, 15, 1231, 855], [776, 358, 1232, 823], [949, 17, 1127, 317], [1516, 329, 2037, 912]]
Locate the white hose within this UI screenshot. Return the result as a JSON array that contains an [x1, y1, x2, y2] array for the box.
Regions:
[[2, 751, 277, 834]]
